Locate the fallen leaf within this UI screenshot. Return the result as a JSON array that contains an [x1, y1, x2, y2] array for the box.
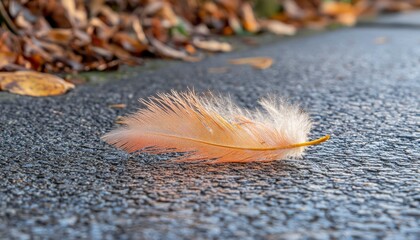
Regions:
[[109, 103, 127, 109], [42, 29, 73, 45], [218, 0, 240, 14], [0, 71, 74, 97], [97, 5, 119, 26], [88, 17, 117, 41], [283, 0, 305, 18], [379, 2, 413, 12], [322, 2, 355, 15], [259, 20, 296, 35], [143, 1, 165, 16], [112, 32, 147, 54], [194, 24, 210, 35], [0, 0, 19, 34], [337, 13, 357, 26], [107, 43, 142, 65], [159, 3, 179, 27], [60, 0, 76, 25], [60, 0, 87, 28], [149, 37, 201, 62], [133, 18, 148, 45], [241, 2, 260, 33], [321, 2, 357, 26], [89, 0, 104, 17], [15, 12, 32, 30], [228, 14, 243, 34], [229, 57, 273, 70], [193, 39, 232, 52], [184, 44, 196, 54], [0, 52, 17, 68]]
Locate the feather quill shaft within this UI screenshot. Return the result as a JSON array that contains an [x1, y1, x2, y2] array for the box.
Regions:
[[102, 90, 329, 163], [146, 132, 329, 151]]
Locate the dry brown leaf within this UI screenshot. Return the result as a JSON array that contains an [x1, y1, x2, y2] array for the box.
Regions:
[[194, 24, 210, 35], [192, 39, 232, 52], [321, 2, 357, 26], [88, 18, 117, 41], [218, 0, 240, 14], [98, 5, 120, 26], [112, 32, 147, 54], [259, 20, 296, 36], [159, 3, 179, 27], [60, 0, 76, 24], [229, 57, 273, 70], [143, 2, 165, 16], [89, 0, 105, 17], [336, 13, 357, 26], [60, 0, 87, 28], [0, 71, 74, 97], [0, 1, 19, 34], [228, 14, 242, 34], [322, 2, 357, 15], [133, 18, 148, 45], [106, 43, 133, 60], [283, 0, 305, 18], [378, 1, 413, 12], [241, 2, 260, 33], [73, 29, 91, 46], [149, 37, 201, 62], [43, 29, 74, 45], [15, 13, 32, 30], [0, 52, 17, 68], [184, 44, 196, 54]]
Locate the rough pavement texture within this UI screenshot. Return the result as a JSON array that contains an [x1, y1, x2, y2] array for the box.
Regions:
[[1, 20, 420, 240]]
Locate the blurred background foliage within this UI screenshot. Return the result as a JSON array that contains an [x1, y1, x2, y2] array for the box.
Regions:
[[0, 0, 418, 73]]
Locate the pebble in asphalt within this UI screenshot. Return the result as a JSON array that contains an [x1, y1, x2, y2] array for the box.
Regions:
[[0, 24, 419, 239]]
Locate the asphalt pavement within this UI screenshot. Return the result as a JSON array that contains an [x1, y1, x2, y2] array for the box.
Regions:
[[0, 13, 419, 239]]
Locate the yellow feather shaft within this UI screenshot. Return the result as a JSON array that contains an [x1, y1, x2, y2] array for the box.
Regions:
[[151, 132, 330, 151]]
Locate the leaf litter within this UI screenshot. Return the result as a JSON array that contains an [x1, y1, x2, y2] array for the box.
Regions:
[[0, 0, 418, 96], [0, 0, 417, 73]]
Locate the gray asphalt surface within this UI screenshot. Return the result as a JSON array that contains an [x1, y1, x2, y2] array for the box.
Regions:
[[1, 15, 420, 239]]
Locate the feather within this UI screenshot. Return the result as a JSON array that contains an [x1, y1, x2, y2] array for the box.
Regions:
[[102, 90, 329, 163]]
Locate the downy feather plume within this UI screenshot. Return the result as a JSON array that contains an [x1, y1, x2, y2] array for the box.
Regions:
[[102, 90, 329, 163]]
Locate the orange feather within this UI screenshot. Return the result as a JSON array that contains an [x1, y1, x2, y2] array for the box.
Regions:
[[102, 90, 329, 163]]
